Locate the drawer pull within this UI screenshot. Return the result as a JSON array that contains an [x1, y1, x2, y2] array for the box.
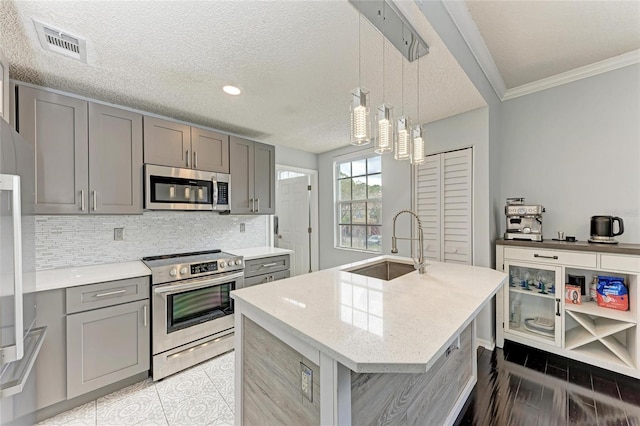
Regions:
[[94, 289, 127, 298], [534, 254, 558, 260], [261, 263, 278, 268]]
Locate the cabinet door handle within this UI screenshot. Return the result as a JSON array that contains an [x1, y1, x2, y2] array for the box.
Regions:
[[256, 198, 260, 212], [95, 289, 127, 298], [534, 254, 558, 260], [250, 198, 254, 212], [143, 305, 148, 327], [555, 298, 561, 316], [270, 275, 274, 282], [92, 190, 97, 211], [194, 151, 198, 169], [186, 150, 190, 167], [80, 190, 85, 211]]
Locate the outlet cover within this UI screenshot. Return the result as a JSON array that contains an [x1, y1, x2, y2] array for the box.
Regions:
[[300, 362, 313, 402], [114, 228, 125, 241]]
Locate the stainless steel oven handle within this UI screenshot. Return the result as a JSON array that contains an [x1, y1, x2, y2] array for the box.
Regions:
[[154, 271, 245, 295]]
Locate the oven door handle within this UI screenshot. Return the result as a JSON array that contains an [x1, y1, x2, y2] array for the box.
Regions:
[[153, 271, 244, 295]]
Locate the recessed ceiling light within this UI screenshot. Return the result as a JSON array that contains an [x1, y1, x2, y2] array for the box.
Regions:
[[223, 85, 242, 95]]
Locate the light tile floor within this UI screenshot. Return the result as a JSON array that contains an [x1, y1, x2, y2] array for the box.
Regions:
[[37, 351, 235, 426]]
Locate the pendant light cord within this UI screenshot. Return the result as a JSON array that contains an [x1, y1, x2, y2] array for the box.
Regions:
[[382, 3, 385, 102], [358, 13, 361, 88], [417, 58, 420, 123]]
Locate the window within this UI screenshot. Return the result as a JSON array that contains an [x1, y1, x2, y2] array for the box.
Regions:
[[335, 154, 382, 252]]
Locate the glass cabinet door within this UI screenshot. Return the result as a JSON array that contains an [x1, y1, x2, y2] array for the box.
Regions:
[[504, 261, 563, 347]]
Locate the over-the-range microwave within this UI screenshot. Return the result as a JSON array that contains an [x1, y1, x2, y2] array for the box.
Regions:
[[144, 164, 230, 211]]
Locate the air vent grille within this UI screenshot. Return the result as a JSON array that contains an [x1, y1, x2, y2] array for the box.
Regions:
[[33, 19, 87, 62]]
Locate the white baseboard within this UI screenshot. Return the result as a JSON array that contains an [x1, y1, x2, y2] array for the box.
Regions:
[[476, 338, 495, 351]]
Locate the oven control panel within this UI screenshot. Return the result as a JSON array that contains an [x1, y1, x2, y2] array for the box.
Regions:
[[191, 261, 218, 274]]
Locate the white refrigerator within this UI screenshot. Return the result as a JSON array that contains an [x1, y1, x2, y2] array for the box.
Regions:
[[0, 116, 46, 425]]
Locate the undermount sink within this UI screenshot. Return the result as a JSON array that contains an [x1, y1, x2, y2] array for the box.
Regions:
[[345, 260, 415, 281]]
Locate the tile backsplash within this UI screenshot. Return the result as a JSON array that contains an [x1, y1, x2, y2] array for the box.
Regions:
[[35, 212, 268, 271]]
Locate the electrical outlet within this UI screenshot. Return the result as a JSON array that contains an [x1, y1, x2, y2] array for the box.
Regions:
[[240, 223, 245, 233], [114, 228, 125, 241], [300, 362, 313, 402]]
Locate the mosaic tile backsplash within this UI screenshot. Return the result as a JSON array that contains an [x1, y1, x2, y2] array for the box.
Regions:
[[35, 212, 268, 271]]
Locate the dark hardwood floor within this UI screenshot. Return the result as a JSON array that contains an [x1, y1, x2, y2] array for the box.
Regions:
[[455, 341, 640, 425]]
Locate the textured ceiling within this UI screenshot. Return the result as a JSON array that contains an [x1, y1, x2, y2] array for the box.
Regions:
[[465, 0, 640, 89], [0, 0, 486, 154]]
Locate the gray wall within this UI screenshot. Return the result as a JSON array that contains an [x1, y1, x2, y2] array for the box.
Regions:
[[35, 212, 267, 270], [318, 145, 412, 269], [498, 64, 640, 243], [275, 144, 318, 171]]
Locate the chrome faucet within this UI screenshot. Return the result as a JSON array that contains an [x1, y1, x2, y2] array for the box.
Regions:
[[391, 210, 427, 274]]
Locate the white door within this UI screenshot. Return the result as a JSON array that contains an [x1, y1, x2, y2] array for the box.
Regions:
[[276, 175, 310, 276]]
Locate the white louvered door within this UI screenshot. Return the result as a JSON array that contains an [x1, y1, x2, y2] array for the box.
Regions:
[[415, 148, 472, 265], [416, 156, 441, 261]]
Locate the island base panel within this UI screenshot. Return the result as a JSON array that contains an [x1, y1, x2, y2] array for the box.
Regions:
[[242, 317, 320, 425], [350, 324, 473, 426]]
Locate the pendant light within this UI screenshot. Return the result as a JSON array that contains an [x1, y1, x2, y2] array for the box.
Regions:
[[375, 3, 393, 154], [394, 57, 410, 160], [411, 59, 425, 166], [350, 14, 371, 146]]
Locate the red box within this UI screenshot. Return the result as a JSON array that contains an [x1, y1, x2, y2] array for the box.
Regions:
[[565, 285, 582, 305]]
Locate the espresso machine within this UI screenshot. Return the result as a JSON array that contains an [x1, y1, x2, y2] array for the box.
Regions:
[[504, 198, 545, 242]]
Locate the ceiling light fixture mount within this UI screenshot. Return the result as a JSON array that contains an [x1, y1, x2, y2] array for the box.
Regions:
[[222, 85, 242, 96]]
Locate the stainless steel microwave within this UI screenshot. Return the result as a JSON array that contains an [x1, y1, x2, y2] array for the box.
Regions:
[[144, 164, 230, 211]]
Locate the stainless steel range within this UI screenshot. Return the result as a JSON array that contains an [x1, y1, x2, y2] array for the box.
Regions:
[[142, 249, 244, 380]]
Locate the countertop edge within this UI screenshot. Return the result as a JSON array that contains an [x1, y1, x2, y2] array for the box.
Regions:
[[226, 246, 293, 260], [32, 261, 151, 293], [496, 238, 640, 255]]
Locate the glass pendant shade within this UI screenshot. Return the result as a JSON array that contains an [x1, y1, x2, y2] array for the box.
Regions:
[[410, 125, 425, 165], [350, 88, 371, 146], [394, 117, 411, 160], [375, 104, 394, 154]]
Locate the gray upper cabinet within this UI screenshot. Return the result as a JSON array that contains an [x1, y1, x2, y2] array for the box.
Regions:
[[143, 116, 190, 168], [17, 85, 143, 215], [0, 48, 9, 123], [229, 136, 275, 215], [143, 116, 230, 173], [89, 103, 143, 214], [191, 127, 229, 173], [17, 86, 89, 214]]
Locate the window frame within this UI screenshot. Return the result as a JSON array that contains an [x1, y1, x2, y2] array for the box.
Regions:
[[333, 151, 382, 253]]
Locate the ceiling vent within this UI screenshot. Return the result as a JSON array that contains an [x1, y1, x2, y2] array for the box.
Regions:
[[33, 19, 87, 63]]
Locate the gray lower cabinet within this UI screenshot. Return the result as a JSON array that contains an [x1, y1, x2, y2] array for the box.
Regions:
[[143, 116, 230, 173], [243, 254, 291, 287], [66, 299, 150, 399], [17, 85, 143, 214], [229, 136, 275, 214]]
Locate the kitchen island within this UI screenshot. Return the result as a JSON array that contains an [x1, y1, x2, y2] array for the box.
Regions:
[[231, 256, 507, 425]]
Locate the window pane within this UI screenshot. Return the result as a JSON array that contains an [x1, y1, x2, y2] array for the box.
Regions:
[[339, 163, 351, 178], [367, 226, 382, 252], [340, 203, 351, 224], [339, 225, 351, 248], [352, 176, 366, 200], [367, 174, 381, 199], [352, 226, 366, 249], [339, 178, 352, 201], [368, 156, 381, 174], [352, 159, 367, 176], [367, 202, 381, 224], [352, 202, 366, 224]]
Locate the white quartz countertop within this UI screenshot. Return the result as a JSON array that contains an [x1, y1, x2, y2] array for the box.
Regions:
[[33, 261, 151, 293], [231, 255, 507, 374], [226, 246, 293, 261]]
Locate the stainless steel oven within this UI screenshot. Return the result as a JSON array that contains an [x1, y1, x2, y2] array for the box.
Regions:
[[144, 164, 230, 211], [143, 250, 244, 380]]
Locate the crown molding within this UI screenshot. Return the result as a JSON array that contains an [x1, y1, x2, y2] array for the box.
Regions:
[[502, 49, 640, 100], [442, 0, 507, 100]]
